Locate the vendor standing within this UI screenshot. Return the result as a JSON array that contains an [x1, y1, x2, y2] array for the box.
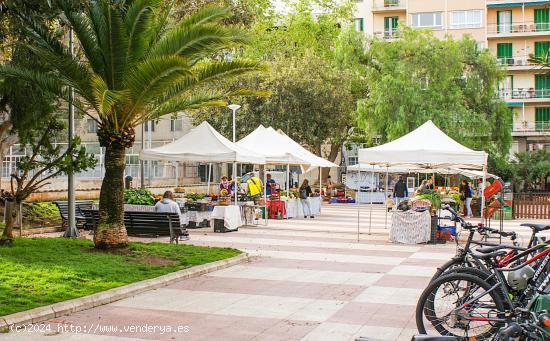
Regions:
[[266, 173, 277, 195], [393, 176, 408, 205], [219, 176, 232, 195], [460, 180, 473, 218]]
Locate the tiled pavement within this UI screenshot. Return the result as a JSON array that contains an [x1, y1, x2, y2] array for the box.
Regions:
[[3, 204, 548, 341]]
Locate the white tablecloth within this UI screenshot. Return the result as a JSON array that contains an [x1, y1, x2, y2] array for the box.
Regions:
[[389, 210, 431, 244], [355, 192, 388, 204], [210, 205, 242, 231], [187, 210, 210, 223], [286, 197, 321, 218]]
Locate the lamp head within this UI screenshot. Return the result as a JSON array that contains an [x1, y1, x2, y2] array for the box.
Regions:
[[228, 104, 241, 111]]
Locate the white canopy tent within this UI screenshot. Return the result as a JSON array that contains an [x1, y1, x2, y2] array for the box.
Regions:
[[140, 121, 266, 206], [357, 120, 489, 236], [140, 121, 265, 164]]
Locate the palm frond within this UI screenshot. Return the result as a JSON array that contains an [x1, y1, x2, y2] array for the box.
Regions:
[[91, 74, 131, 116], [159, 59, 267, 103], [92, 0, 129, 89], [147, 0, 175, 53], [124, 0, 159, 65], [145, 92, 229, 121], [179, 6, 231, 27], [124, 55, 193, 116], [150, 24, 248, 61], [0, 64, 64, 95], [58, 0, 106, 78]]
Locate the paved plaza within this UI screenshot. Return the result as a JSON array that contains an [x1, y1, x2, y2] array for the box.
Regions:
[[1, 204, 542, 341]]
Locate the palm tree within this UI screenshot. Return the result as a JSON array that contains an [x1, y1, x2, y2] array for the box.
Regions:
[[0, 0, 266, 248]]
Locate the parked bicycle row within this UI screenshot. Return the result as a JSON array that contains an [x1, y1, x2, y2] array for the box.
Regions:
[[412, 205, 550, 340]]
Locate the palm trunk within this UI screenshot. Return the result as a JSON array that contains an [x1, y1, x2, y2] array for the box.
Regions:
[[0, 198, 17, 245], [94, 143, 128, 248]]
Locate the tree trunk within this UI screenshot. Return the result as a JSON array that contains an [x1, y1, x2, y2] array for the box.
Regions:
[[321, 144, 340, 183], [0, 198, 17, 245], [94, 143, 128, 249]]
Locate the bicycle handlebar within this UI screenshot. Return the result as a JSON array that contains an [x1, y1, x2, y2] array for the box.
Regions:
[[441, 204, 517, 239]]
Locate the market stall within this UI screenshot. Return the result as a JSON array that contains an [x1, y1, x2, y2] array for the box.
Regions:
[[357, 121, 488, 242], [237, 125, 336, 219], [140, 121, 266, 231]]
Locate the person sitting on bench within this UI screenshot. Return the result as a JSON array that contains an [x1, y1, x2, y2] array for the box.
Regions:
[[155, 191, 189, 240]]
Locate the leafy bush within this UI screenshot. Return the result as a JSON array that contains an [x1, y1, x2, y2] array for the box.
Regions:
[[31, 202, 60, 220], [124, 189, 155, 205]]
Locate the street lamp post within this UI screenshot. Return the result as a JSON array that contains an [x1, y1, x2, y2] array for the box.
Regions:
[[228, 104, 240, 205], [64, 27, 79, 238]]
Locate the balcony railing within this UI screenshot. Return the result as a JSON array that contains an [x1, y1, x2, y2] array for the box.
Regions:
[[372, 0, 403, 9], [496, 56, 548, 67], [373, 30, 400, 40], [513, 121, 550, 132], [499, 88, 550, 100], [488, 22, 550, 35]]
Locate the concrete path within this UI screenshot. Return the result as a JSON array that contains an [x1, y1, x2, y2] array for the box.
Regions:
[[3, 204, 543, 341]]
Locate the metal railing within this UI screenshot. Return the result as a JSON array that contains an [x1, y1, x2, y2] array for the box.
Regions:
[[372, 0, 403, 9], [499, 88, 550, 100], [488, 22, 550, 35], [374, 30, 400, 40], [496, 56, 542, 67], [512, 121, 550, 132]]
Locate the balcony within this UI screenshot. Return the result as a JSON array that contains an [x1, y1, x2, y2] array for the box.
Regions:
[[496, 56, 549, 70], [488, 22, 550, 37], [512, 121, 550, 137], [372, 0, 405, 12], [499, 88, 550, 102], [373, 30, 400, 40]]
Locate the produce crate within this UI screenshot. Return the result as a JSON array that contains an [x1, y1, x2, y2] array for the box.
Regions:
[[493, 206, 512, 220], [185, 202, 208, 211], [438, 225, 456, 236]]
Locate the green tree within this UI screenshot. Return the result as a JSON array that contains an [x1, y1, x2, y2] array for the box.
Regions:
[[355, 28, 512, 165], [510, 150, 550, 191], [0, 0, 265, 248], [194, 0, 365, 175]]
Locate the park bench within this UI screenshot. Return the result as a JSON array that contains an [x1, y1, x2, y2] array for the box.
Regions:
[[54, 200, 94, 229], [82, 209, 187, 244]]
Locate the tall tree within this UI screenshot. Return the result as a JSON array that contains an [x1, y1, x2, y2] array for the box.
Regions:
[[355, 28, 512, 165], [193, 0, 365, 176], [0, 0, 266, 248], [510, 150, 550, 191]]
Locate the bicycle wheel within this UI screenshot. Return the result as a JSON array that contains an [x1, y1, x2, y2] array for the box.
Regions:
[[416, 273, 506, 340], [431, 254, 485, 282]]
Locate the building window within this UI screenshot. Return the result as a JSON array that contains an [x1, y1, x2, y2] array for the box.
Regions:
[[170, 118, 183, 132], [354, 18, 364, 32], [535, 41, 550, 61], [535, 107, 550, 130], [384, 16, 399, 38], [449, 10, 482, 29], [535, 74, 550, 98], [410, 12, 442, 29], [497, 10, 512, 33], [144, 121, 155, 132], [496, 42, 513, 65], [535, 8, 550, 32], [87, 119, 98, 133]]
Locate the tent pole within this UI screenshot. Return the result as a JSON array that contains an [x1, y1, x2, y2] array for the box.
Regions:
[[385, 166, 389, 229], [233, 162, 238, 205], [368, 165, 374, 235], [263, 168, 268, 226], [481, 161, 487, 225], [286, 163, 290, 220], [357, 169, 360, 242], [319, 167, 322, 214], [207, 163, 211, 194]]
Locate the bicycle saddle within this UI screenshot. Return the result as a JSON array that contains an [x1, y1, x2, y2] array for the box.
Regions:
[[476, 245, 511, 254], [473, 249, 507, 260], [520, 223, 550, 232]]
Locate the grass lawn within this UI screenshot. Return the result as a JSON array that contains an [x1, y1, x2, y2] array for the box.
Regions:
[[0, 237, 241, 316]]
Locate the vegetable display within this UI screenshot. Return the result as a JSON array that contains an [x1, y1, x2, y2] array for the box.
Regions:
[[124, 188, 155, 205]]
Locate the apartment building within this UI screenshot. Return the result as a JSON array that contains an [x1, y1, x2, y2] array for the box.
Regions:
[[353, 0, 550, 155]]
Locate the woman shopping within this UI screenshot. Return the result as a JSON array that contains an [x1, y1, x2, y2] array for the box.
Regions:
[[460, 180, 473, 218], [299, 179, 314, 219]]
